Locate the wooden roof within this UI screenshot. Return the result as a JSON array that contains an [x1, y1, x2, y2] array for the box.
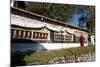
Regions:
[[11, 7, 89, 32]]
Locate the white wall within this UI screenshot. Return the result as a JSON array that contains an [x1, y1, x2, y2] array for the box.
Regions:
[[40, 43, 88, 50]]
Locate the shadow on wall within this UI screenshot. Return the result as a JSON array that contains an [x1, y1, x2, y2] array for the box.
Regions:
[[11, 39, 47, 66]]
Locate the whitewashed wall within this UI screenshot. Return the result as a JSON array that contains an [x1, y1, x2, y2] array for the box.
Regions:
[[40, 43, 88, 50]]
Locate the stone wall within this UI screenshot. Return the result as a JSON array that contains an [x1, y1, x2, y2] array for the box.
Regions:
[[27, 51, 95, 65], [48, 52, 95, 64]]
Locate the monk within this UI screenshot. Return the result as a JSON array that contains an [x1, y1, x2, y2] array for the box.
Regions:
[[80, 33, 85, 47]]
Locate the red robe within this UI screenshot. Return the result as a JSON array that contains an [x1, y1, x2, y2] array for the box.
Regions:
[[81, 34, 85, 47]]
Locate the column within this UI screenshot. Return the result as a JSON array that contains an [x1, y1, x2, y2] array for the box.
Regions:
[[13, 29, 16, 38], [38, 32, 40, 39], [31, 31, 34, 39], [23, 31, 26, 38], [71, 35, 73, 41], [25, 31, 27, 38]]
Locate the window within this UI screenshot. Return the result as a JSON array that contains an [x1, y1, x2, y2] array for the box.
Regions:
[[75, 37, 80, 42], [16, 30, 19, 38], [33, 32, 48, 39], [35, 32, 38, 39], [43, 33, 45, 39], [25, 31, 28, 38], [44, 33, 48, 39], [11, 29, 48, 40], [18, 30, 21, 38], [33, 32, 35, 38], [61, 35, 64, 40], [28, 31, 31, 38], [33, 32, 37, 38], [11, 29, 22, 38], [54, 34, 72, 41], [13, 30, 16, 38], [20, 30, 23, 38], [40, 33, 42, 38], [65, 35, 72, 41], [54, 34, 64, 41], [23, 31, 26, 38]]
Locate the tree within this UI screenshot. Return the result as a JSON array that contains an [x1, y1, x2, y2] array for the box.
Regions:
[[14, 1, 26, 9], [87, 6, 95, 33], [25, 2, 79, 22]]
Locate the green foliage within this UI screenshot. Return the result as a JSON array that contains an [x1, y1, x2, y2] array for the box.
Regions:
[[86, 6, 95, 33], [25, 2, 79, 22]]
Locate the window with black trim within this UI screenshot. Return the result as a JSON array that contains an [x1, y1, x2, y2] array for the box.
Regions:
[[65, 35, 72, 41]]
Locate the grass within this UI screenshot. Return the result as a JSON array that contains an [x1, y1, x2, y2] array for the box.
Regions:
[[11, 45, 95, 65]]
